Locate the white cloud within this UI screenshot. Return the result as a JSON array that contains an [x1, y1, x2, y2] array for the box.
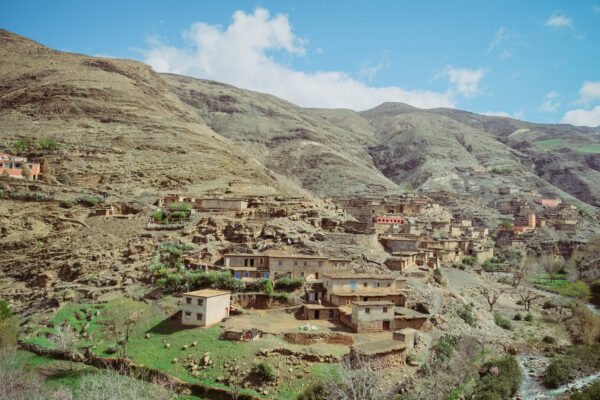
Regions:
[[545, 12, 573, 29], [539, 91, 560, 112], [561, 106, 600, 127], [481, 111, 511, 118], [579, 81, 600, 103], [140, 8, 479, 110], [481, 109, 524, 119], [358, 62, 385, 82], [435, 66, 486, 97]]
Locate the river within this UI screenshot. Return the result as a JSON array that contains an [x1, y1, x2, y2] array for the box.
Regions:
[[518, 355, 600, 399]]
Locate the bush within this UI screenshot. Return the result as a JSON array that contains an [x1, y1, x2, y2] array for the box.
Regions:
[[296, 383, 326, 400], [254, 362, 276, 382], [482, 260, 496, 270], [513, 313, 522, 321], [542, 335, 556, 344], [270, 292, 290, 302], [432, 335, 456, 362], [457, 305, 477, 327], [77, 195, 103, 207], [473, 356, 522, 400], [60, 200, 74, 209], [168, 202, 192, 212], [274, 277, 304, 292], [543, 357, 577, 388], [560, 281, 591, 299], [462, 256, 477, 266], [571, 380, 600, 400], [106, 344, 118, 354], [524, 313, 533, 322], [494, 313, 513, 330], [152, 210, 167, 222], [0, 299, 11, 320], [458, 264, 466, 270], [542, 300, 557, 309]]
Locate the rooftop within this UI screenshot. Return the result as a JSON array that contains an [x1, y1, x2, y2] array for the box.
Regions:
[[331, 288, 405, 297], [323, 272, 400, 280], [182, 289, 231, 298], [353, 301, 394, 306], [394, 307, 429, 318], [353, 339, 406, 355]]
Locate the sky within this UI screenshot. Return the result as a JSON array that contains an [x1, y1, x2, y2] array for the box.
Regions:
[[1, 1, 600, 126]]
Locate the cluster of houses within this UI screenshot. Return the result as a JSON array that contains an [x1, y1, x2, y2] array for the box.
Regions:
[[0, 153, 40, 180], [335, 195, 494, 270]]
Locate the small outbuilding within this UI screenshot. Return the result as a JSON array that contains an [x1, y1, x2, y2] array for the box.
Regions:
[[181, 289, 231, 327]]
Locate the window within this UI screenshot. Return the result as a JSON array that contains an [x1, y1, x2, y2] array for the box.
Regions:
[[186, 297, 192, 305], [383, 307, 388, 313], [197, 298, 203, 306], [294, 261, 298, 266], [377, 282, 380, 287], [318, 261, 323, 267], [196, 313, 203, 320], [185, 311, 191, 317], [243, 271, 249, 278], [278, 260, 282, 266], [365, 308, 370, 314], [387, 283, 391, 287], [303, 261, 307, 267], [363, 282, 368, 288]]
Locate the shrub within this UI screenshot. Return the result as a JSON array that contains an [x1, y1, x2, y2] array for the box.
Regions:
[[571, 380, 600, 400], [542, 300, 557, 309], [458, 264, 466, 270], [432, 335, 456, 362], [482, 260, 496, 270], [254, 362, 276, 382], [168, 202, 192, 212], [60, 200, 74, 209], [274, 278, 304, 292], [462, 256, 477, 266], [560, 281, 591, 299], [542, 335, 556, 344], [513, 313, 522, 321], [105, 344, 118, 355], [152, 210, 167, 222], [77, 195, 103, 207], [543, 357, 576, 388], [0, 299, 11, 320], [524, 313, 533, 322], [270, 292, 290, 302], [37, 139, 61, 152], [473, 356, 522, 400], [494, 313, 513, 330], [457, 305, 477, 327], [296, 383, 326, 400]]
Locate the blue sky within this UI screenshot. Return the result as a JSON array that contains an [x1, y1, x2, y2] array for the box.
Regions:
[[2, 1, 600, 126]]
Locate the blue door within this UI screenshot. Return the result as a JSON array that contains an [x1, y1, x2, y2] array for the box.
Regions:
[[351, 280, 357, 290], [235, 272, 241, 279], [264, 272, 270, 279]]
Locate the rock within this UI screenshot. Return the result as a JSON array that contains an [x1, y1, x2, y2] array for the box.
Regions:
[[145, 333, 150, 339], [165, 343, 171, 348], [172, 358, 178, 363]]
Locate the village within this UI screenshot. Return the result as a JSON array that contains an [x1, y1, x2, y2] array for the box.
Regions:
[[1, 149, 596, 400]]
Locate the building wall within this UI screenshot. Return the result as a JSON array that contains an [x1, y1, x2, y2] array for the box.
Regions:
[[352, 305, 394, 323], [200, 199, 247, 210], [393, 317, 427, 330], [181, 294, 230, 327]]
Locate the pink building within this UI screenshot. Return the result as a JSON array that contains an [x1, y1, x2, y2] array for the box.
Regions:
[[541, 198, 561, 209], [374, 215, 404, 224], [0, 154, 40, 180]]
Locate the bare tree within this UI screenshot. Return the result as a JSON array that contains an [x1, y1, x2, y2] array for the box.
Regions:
[[516, 289, 543, 312], [102, 300, 145, 358], [50, 323, 80, 370], [0, 347, 50, 400], [481, 288, 501, 312], [323, 354, 390, 400], [511, 255, 533, 288]]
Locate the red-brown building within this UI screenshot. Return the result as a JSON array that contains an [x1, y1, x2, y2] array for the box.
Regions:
[[0, 154, 40, 180]]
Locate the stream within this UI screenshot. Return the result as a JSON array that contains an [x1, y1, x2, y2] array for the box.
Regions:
[[518, 354, 600, 399]]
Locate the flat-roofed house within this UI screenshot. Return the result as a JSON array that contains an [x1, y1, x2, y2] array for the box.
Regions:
[[322, 273, 406, 307], [181, 289, 231, 327], [223, 254, 270, 280], [0, 153, 40, 180], [350, 301, 395, 332]]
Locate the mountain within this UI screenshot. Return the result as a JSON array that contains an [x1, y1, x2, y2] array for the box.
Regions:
[[0, 29, 307, 199], [2, 28, 600, 206]]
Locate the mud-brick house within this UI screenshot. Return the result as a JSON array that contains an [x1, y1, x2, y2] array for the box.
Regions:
[[322, 273, 407, 306], [223, 253, 270, 280], [223, 253, 352, 281], [348, 301, 395, 332], [181, 289, 231, 327], [200, 198, 248, 211], [0, 153, 40, 180]]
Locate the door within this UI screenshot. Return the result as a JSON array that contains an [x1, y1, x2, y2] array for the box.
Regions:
[[383, 320, 390, 331], [264, 272, 270, 279], [315, 272, 319, 279], [235, 271, 241, 279], [314, 310, 320, 319], [351, 280, 357, 290], [308, 292, 315, 302]]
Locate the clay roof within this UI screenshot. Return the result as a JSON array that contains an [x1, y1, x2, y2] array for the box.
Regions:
[[183, 289, 231, 297], [353, 301, 394, 306], [331, 288, 405, 296], [323, 273, 400, 280]]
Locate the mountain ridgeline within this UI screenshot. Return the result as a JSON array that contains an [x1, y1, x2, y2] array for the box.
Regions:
[[2, 29, 600, 207]]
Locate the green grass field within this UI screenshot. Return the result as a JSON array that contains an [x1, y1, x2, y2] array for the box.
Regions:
[[24, 298, 345, 399]]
